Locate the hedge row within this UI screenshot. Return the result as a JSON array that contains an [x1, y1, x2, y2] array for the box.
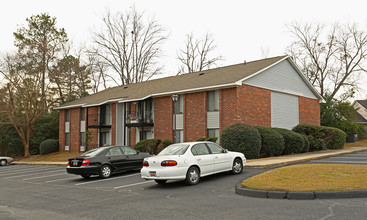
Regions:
[[135, 138, 173, 155], [221, 123, 347, 159]]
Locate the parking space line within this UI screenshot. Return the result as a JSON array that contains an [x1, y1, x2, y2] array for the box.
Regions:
[[22, 173, 66, 181], [312, 161, 367, 164], [75, 173, 140, 186], [4, 170, 63, 179], [113, 180, 154, 189], [46, 176, 78, 183], [0, 166, 57, 175]]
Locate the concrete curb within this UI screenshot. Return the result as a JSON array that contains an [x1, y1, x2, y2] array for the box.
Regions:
[[235, 184, 367, 200], [245, 147, 367, 169]]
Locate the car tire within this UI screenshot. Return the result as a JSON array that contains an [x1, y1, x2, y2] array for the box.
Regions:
[[155, 180, 167, 184], [230, 158, 243, 175], [81, 174, 91, 179], [99, 165, 112, 179], [0, 160, 7, 166], [185, 166, 200, 185]]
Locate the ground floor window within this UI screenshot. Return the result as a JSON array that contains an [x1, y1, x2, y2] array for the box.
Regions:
[[207, 129, 220, 143], [80, 132, 85, 151], [139, 128, 154, 141], [174, 130, 183, 143], [126, 127, 131, 146], [65, 133, 69, 151], [100, 129, 111, 147]]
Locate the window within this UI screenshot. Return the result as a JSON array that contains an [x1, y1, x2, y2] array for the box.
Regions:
[[65, 133, 69, 148], [80, 132, 85, 146], [122, 146, 138, 155], [81, 108, 86, 121], [191, 143, 210, 156], [174, 95, 183, 114], [207, 90, 219, 112], [207, 129, 220, 140], [65, 110, 70, 122], [100, 129, 111, 146], [100, 104, 111, 125], [126, 127, 131, 146], [206, 143, 223, 154], [106, 147, 123, 156], [174, 130, 183, 143]]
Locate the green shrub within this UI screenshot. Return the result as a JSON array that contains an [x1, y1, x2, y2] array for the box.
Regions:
[[301, 135, 310, 153], [307, 135, 326, 151], [196, 138, 207, 141], [272, 128, 304, 155], [293, 124, 346, 150], [255, 126, 284, 157], [39, 139, 59, 155], [221, 123, 261, 159], [135, 139, 162, 155], [162, 139, 173, 148], [205, 137, 218, 143]]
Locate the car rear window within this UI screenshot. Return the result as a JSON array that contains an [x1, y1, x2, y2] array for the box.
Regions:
[[158, 144, 189, 156], [81, 148, 105, 157]]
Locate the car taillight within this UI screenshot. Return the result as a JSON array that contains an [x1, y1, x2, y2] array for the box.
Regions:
[[161, 160, 177, 166], [81, 159, 89, 166], [143, 160, 149, 167], [67, 162, 70, 167]]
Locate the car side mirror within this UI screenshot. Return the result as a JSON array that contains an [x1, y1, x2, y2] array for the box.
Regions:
[[222, 149, 228, 153]]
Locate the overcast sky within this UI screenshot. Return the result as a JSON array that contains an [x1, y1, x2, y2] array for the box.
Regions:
[[1, 0, 367, 99]]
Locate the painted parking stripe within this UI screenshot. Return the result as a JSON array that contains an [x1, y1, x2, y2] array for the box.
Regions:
[[113, 181, 154, 189], [22, 173, 66, 181], [312, 161, 367, 164], [75, 173, 140, 186], [4, 169, 63, 179], [0, 166, 56, 175], [46, 176, 79, 183]]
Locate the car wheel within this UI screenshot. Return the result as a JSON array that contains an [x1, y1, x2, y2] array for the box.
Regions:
[[0, 160, 7, 166], [155, 180, 167, 184], [185, 166, 200, 185], [81, 174, 91, 179], [231, 158, 243, 175], [99, 165, 112, 178]]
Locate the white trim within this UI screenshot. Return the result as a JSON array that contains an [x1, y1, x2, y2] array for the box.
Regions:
[[54, 103, 86, 110], [243, 82, 318, 100]]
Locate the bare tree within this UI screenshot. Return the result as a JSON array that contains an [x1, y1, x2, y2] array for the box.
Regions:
[[177, 32, 223, 75], [91, 7, 167, 85], [286, 22, 367, 99], [0, 53, 59, 157]]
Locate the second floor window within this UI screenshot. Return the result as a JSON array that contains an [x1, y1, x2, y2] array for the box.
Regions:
[[81, 108, 86, 121], [65, 110, 70, 122], [207, 90, 219, 112], [174, 95, 183, 114], [100, 104, 111, 125]]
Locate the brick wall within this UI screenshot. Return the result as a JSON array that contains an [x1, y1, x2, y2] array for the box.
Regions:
[[87, 107, 99, 149], [220, 88, 237, 133], [69, 108, 81, 153], [154, 96, 173, 141], [299, 96, 320, 125], [59, 110, 65, 152], [236, 84, 271, 127], [111, 103, 116, 145], [184, 92, 207, 141]]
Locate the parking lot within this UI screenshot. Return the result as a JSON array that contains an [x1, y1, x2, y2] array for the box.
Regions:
[[2, 152, 367, 220]]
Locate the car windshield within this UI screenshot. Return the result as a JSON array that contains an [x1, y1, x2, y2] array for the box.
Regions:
[[81, 147, 105, 157], [158, 144, 190, 156]]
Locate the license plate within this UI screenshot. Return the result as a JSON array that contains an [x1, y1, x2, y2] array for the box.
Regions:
[[73, 162, 78, 166], [149, 171, 156, 177]]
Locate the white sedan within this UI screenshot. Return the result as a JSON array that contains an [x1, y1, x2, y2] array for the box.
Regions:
[[141, 142, 246, 185], [0, 156, 14, 166]]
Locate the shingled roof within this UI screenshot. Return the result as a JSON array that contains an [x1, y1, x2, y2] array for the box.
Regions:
[[55, 55, 321, 109]]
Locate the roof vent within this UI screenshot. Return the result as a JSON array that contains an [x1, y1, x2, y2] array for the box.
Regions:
[[243, 60, 247, 64], [123, 86, 128, 89], [199, 72, 205, 76]]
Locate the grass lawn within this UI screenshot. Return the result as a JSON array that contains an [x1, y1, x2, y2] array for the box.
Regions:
[[242, 164, 367, 192], [344, 138, 367, 148], [16, 152, 81, 162]]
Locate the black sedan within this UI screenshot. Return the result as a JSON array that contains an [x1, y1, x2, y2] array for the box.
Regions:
[[67, 145, 151, 179]]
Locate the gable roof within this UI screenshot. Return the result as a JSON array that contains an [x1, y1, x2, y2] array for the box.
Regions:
[[356, 100, 367, 109], [55, 55, 323, 109]]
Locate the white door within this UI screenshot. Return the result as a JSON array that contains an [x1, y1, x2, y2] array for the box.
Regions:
[[191, 143, 215, 175], [206, 143, 231, 172]]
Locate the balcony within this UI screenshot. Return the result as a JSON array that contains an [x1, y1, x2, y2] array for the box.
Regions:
[[125, 110, 154, 127]]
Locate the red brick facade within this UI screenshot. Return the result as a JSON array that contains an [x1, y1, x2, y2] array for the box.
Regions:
[[58, 86, 320, 151], [59, 110, 65, 152], [154, 96, 173, 141], [236, 85, 271, 127], [184, 92, 207, 141], [299, 96, 320, 125]]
